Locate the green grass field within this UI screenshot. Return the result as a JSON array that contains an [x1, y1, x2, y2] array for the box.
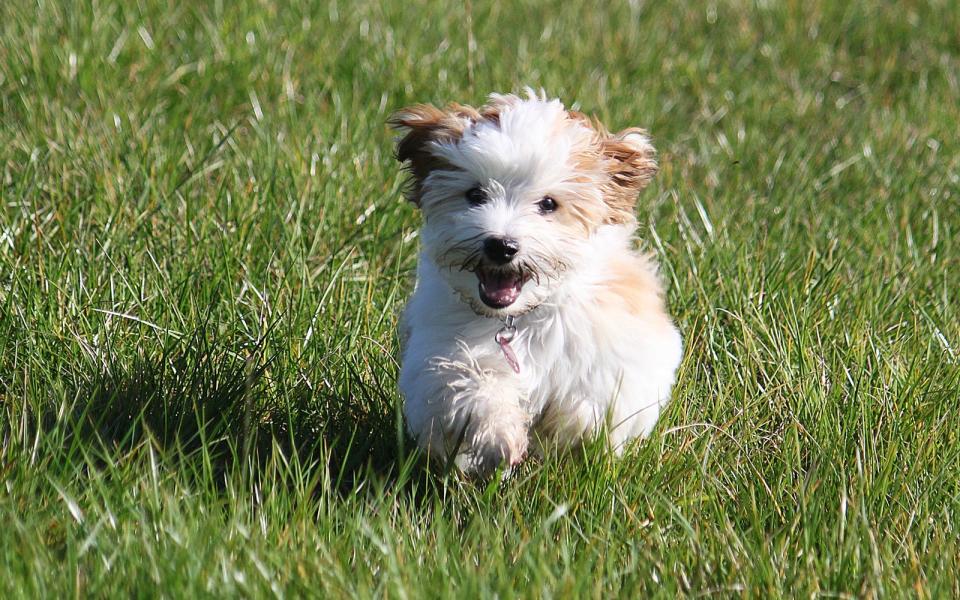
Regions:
[[2, 0, 959, 596]]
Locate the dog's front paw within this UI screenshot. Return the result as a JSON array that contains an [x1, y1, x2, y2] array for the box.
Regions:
[[456, 424, 529, 478]]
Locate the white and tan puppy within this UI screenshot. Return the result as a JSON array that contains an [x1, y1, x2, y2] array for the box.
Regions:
[[390, 90, 682, 476]]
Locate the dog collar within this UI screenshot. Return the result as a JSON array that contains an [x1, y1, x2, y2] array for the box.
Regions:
[[495, 315, 521, 374]]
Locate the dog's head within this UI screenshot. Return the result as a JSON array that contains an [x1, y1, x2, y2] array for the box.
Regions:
[[390, 90, 657, 317]]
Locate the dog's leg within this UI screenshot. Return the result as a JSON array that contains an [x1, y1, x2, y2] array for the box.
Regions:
[[451, 374, 530, 477], [530, 369, 674, 456], [401, 346, 530, 477]]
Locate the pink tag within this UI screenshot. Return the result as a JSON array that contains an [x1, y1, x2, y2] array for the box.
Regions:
[[495, 318, 521, 373], [497, 336, 521, 373]]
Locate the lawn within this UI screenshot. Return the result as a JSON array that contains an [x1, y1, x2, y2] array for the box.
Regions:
[[1, 0, 959, 596]]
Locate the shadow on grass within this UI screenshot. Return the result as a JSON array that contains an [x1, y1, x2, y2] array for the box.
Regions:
[[65, 327, 420, 496]]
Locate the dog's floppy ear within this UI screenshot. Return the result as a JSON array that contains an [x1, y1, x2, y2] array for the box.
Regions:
[[388, 104, 468, 205], [600, 128, 658, 224]]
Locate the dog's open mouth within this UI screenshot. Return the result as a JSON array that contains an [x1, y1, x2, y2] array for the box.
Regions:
[[476, 269, 525, 308]]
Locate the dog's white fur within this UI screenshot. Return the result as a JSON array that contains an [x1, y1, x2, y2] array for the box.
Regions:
[[391, 90, 682, 476]]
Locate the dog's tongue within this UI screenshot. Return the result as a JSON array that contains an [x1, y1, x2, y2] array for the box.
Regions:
[[478, 271, 523, 308]]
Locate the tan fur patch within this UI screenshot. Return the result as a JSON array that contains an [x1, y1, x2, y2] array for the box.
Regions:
[[600, 254, 673, 330], [600, 128, 658, 224], [388, 104, 472, 204], [550, 186, 606, 237], [566, 113, 658, 225]]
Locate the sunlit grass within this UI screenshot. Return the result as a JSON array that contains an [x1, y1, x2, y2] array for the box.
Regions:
[[1, 0, 959, 596]]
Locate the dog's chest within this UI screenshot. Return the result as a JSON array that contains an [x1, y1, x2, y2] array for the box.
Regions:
[[515, 300, 619, 410]]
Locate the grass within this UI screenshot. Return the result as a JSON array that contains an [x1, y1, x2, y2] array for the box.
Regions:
[[1, 0, 959, 596]]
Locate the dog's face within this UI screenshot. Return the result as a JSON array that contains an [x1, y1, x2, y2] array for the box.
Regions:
[[391, 91, 657, 317]]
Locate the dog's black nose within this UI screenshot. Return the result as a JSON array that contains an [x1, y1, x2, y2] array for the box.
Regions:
[[483, 237, 520, 264]]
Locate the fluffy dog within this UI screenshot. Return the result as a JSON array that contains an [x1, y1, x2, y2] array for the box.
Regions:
[[389, 90, 682, 476]]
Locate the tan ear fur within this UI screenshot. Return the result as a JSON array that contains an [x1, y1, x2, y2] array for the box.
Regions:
[[388, 104, 472, 205], [600, 128, 658, 224]]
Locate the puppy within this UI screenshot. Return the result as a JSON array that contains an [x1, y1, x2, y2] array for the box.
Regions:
[[390, 90, 682, 476]]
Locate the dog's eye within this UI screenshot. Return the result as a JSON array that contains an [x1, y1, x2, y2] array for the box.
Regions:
[[465, 186, 487, 206], [537, 196, 558, 213]]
